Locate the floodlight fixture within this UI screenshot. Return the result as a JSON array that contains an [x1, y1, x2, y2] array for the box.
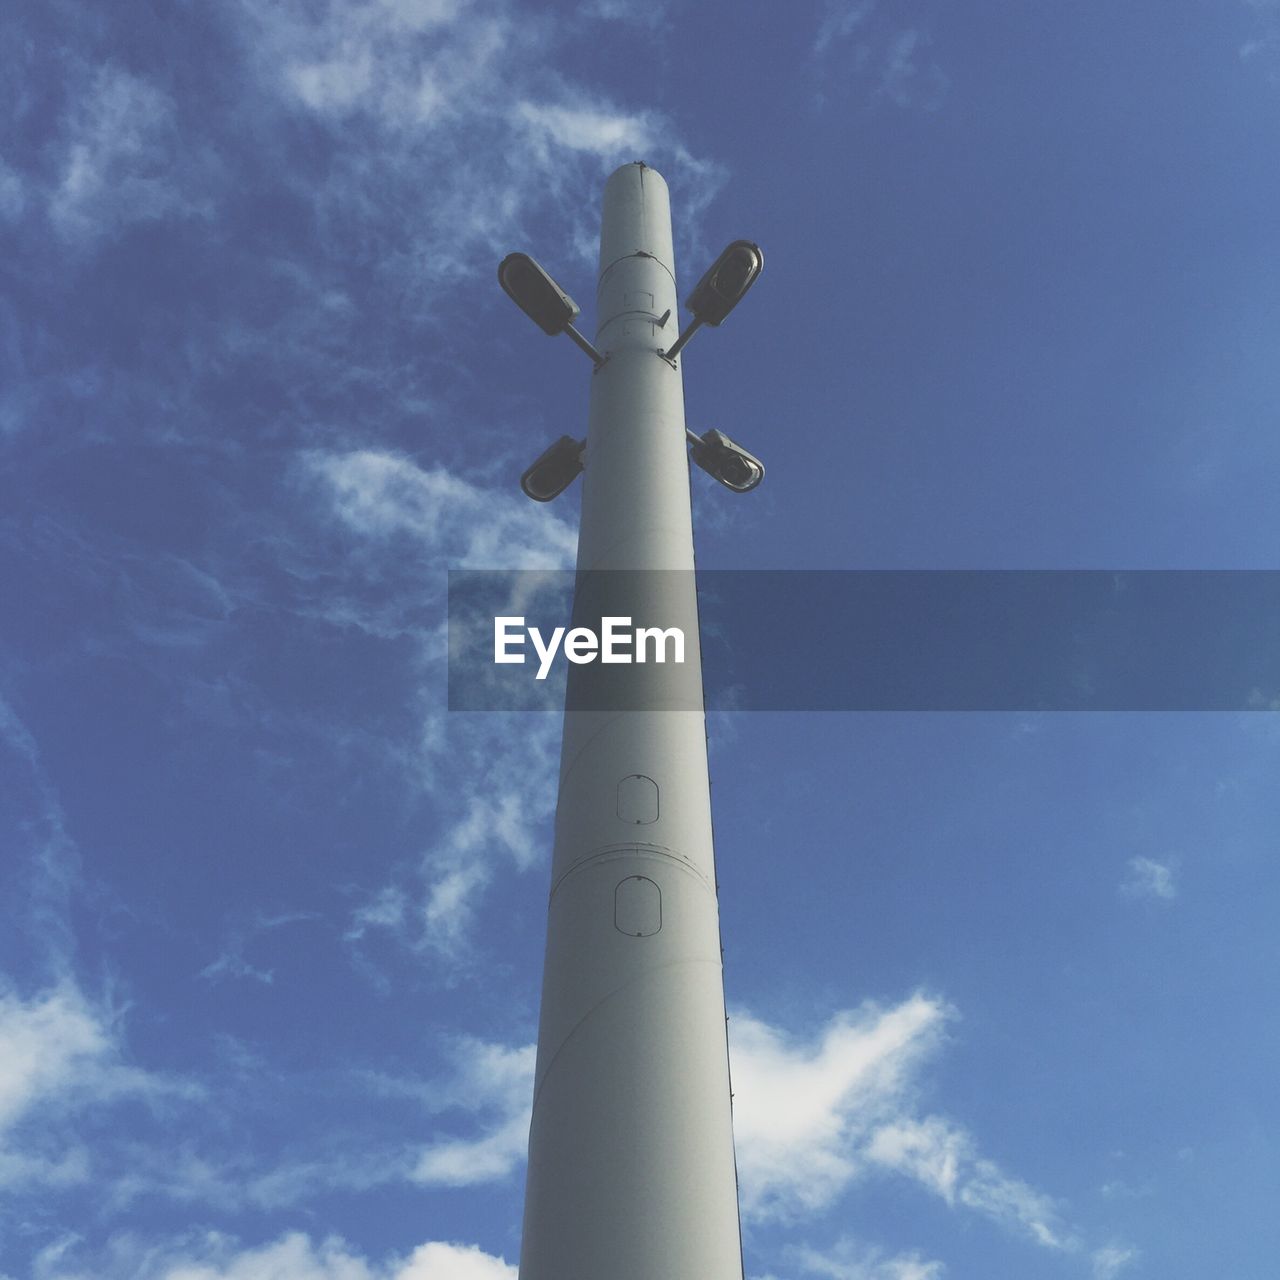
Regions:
[[662, 240, 764, 362], [687, 240, 764, 326], [498, 252, 605, 366], [499, 252, 579, 334], [521, 435, 585, 502], [686, 428, 764, 493]]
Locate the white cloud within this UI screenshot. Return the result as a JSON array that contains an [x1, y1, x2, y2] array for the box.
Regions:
[[0, 157, 25, 222], [305, 449, 577, 570], [729, 996, 1073, 1248], [1120, 855, 1177, 901], [344, 885, 409, 941], [0, 981, 198, 1190], [1092, 1243, 1140, 1280], [730, 994, 950, 1215], [577, 0, 671, 28], [235, 0, 724, 292], [876, 29, 949, 111], [48, 65, 215, 243], [814, 0, 876, 55], [410, 1113, 528, 1186], [392, 710, 561, 962], [951, 1155, 1071, 1249], [200, 912, 320, 987], [513, 101, 657, 159], [870, 1119, 1071, 1249], [0, 694, 83, 976], [0, 984, 109, 1131], [303, 449, 569, 961], [73, 1034, 524, 1210], [31, 1230, 515, 1280], [1245, 686, 1280, 711], [790, 1237, 946, 1280], [198, 954, 276, 986], [262, 0, 492, 124], [98, 1140, 415, 1217], [412, 780, 555, 956], [866, 1115, 965, 1199], [0, 1146, 90, 1191], [0, 705, 211, 1196], [866, 1116, 1070, 1246], [1241, 0, 1280, 70], [286, 50, 375, 115], [420, 863, 490, 955], [410, 1037, 534, 1186], [395, 1242, 516, 1280], [811, 3, 948, 112]]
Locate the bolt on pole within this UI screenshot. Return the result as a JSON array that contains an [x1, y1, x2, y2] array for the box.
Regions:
[[517, 162, 744, 1280]]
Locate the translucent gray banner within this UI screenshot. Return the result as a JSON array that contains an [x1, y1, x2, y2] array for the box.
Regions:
[[447, 570, 1280, 712]]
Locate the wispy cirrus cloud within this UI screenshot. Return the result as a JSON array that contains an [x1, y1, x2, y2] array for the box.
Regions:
[[876, 28, 949, 110], [259, 0, 510, 124], [234, 0, 724, 295], [0, 981, 200, 1190], [870, 1116, 1070, 1248], [0, 158, 25, 223], [1091, 1242, 1140, 1280], [1240, 0, 1280, 75], [47, 64, 217, 245], [1120, 855, 1177, 901], [730, 994, 1074, 1249], [80, 1033, 534, 1213], [1, 2, 727, 1264], [409, 778, 556, 958], [407, 1037, 535, 1186], [199, 911, 322, 987], [811, 1, 949, 112], [301, 448, 570, 963], [6, 0, 726, 470], [1, 698, 199, 1193], [30, 1229, 516, 1280], [731, 994, 951, 1217], [813, 0, 876, 54], [0, 693, 82, 979], [577, 0, 673, 29], [323, 1034, 536, 1188], [304, 449, 578, 570], [393, 994, 1079, 1257], [514, 101, 658, 159], [783, 1236, 946, 1280]]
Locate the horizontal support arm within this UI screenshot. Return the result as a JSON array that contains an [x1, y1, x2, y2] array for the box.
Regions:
[[661, 316, 703, 363], [564, 322, 607, 367]]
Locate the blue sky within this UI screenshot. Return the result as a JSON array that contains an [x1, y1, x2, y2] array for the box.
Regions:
[[2, 2, 1279, 1278]]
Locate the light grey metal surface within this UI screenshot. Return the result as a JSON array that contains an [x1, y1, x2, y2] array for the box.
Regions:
[[518, 163, 743, 1280]]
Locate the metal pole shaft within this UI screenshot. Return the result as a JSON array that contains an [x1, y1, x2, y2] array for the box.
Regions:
[[519, 163, 743, 1280]]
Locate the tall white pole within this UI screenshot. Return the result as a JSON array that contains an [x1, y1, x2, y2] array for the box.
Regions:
[[519, 162, 743, 1280]]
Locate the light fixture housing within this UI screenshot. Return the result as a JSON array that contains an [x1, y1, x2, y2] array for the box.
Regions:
[[521, 435, 585, 502], [685, 240, 764, 327], [688, 429, 764, 493], [499, 253, 581, 336]]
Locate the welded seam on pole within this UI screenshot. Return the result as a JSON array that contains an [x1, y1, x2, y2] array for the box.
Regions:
[[528, 957, 728, 1113], [597, 250, 678, 290], [548, 844, 713, 903]]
